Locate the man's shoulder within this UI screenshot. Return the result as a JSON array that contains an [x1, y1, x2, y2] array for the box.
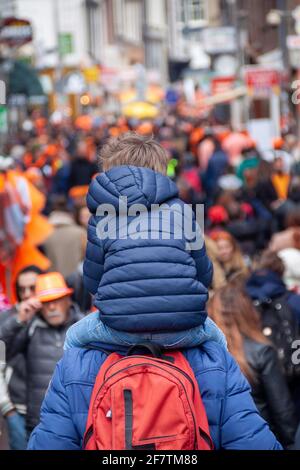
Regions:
[[59, 347, 107, 385], [184, 341, 229, 374], [59, 342, 230, 385]]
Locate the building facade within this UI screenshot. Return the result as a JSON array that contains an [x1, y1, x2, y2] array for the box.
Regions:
[[167, 0, 222, 62], [0, 0, 169, 81]]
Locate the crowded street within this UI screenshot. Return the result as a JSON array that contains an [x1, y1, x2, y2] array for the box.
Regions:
[[0, 0, 300, 456]]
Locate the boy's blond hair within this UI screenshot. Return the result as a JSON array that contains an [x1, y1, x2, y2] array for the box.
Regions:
[[99, 132, 169, 174]]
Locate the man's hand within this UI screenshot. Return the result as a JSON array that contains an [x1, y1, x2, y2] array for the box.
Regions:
[[17, 297, 42, 324], [270, 199, 284, 211]]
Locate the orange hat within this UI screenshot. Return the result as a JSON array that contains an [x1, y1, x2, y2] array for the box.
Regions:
[[35, 272, 73, 303], [69, 185, 89, 199], [45, 144, 57, 158], [273, 137, 284, 150], [136, 122, 153, 135]]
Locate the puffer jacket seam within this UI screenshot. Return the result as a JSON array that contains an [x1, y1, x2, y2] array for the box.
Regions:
[[105, 170, 144, 206], [87, 192, 101, 213], [99, 292, 206, 299], [64, 380, 95, 387], [193, 367, 226, 375], [104, 244, 188, 254], [130, 166, 152, 206], [84, 258, 102, 268], [100, 276, 201, 286], [99, 276, 198, 286], [219, 346, 229, 447], [102, 260, 196, 274], [97, 309, 206, 315]]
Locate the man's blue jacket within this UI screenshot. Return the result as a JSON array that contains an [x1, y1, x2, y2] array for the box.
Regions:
[[28, 342, 282, 450]]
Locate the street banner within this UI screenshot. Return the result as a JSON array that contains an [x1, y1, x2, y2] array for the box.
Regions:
[[0, 17, 32, 47], [244, 66, 280, 98], [211, 77, 236, 100]]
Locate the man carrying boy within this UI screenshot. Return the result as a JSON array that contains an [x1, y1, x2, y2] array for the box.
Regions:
[[28, 133, 282, 450]]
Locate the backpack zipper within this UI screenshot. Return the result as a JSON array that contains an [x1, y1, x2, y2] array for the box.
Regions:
[[83, 425, 94, 448], [103, 355, 196, 395], [93, 361, 198, 448]]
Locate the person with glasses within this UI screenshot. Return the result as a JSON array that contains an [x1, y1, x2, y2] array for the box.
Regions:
[[0, 272, 83, 441], [0, 265, 43, 450]]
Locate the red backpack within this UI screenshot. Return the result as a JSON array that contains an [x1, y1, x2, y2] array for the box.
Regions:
[[83, 343, 213, 451]]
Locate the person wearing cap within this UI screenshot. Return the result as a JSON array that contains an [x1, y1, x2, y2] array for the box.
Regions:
[[0, 272, 83, 436], [0, 266, 43, 450]]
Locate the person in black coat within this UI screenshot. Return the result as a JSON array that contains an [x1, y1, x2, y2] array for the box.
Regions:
[[68, 141, 98, 189], [202, 138, 229, 199], [0, 272, 83, 435], [209, 285, 298, 448], [245, 251, 300, 326], [245, 250, 300, 419]]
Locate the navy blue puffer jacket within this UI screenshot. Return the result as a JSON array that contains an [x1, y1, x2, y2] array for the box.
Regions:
[[84, 166, 213, 333]]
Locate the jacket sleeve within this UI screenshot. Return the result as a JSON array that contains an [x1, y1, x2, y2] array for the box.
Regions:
[[0, 314, 28, 359], [0, 363, 15, 417], [27, 358, 81, 450], [0, 311, 15, 416], [220, 350, 282, 450], [287, 293, 300, 325], [83, 214, 105, 295], [187, 209, 213, 288], [259, 345, 297, 447], [190, 242, 213, 288]]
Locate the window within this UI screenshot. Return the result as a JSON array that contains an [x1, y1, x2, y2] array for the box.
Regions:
[[177, 0, 206, 24], [124, 0, 142, 43], [113, 0, 142, 44], [105, 0, 115, 44], [86, 0, 101, 61]]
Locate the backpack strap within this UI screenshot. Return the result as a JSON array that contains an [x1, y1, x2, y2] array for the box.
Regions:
[[127, 342, 162, 357], [83, 344, 111, 355], [127, 342, 175, 363]]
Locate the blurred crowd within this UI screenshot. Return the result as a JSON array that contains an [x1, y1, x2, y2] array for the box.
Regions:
[[1, 106, 300, 449]]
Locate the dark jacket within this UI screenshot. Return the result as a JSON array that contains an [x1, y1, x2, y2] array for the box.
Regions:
[[245, 269, 300, 324], [67, 263, 92, 314], [69, 157, 98, 188], [0, 304, 83, 431], [0, 307, 26, 416], [244, 338, 297, 447], [28, 342, 282, 450], [255, 178, 278, 210], [202, 150, 229, 197], [226, 218, 262, 255], [84, 166, 213, 333]]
